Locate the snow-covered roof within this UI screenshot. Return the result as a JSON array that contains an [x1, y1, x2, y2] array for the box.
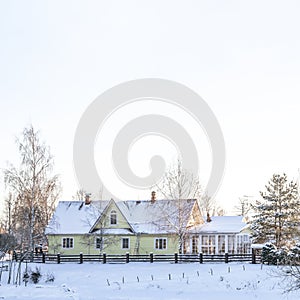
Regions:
[[46, 199, 197, 235], [45, 201, 109, 235], [118, 199, 197, 234], [251, 243, 265, 249], [194, 216, 248, 234]]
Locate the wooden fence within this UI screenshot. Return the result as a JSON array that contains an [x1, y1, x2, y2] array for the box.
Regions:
[[14, 252, 260, 264]]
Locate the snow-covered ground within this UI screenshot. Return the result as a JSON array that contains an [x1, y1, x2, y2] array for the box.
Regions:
[[0, 262, 299, 299]]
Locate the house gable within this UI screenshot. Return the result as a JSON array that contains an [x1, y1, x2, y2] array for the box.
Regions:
[[90, 199, 134, 233], [186, 200, 204, 229]]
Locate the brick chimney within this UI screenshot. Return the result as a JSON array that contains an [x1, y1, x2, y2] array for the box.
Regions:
[[85, 193, 91, 205], [206, 212, 212, 222], [151, 191, 156, 203]]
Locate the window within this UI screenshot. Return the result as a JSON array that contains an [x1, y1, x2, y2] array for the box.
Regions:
[[122, 238, 130, 249], [62, 238, 74, 249], [218, 235, 226, 254], [95, 237, 103, 250], [201, 235, 215, 254], [228, 235, 235, 254], [192, 236, 198, 254], [236, 234, 251, 254], [155, 238, 167, 250], [110, 210, 117, 225]]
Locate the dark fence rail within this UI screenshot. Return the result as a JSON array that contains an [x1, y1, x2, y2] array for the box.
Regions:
[[14, 252, 260, 264]]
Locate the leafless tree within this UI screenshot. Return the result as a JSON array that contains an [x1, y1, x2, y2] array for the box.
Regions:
[[281, 265, 300, 293], [72, 189, 86, 201], [1, 193, 13, 235], [3, 125, 61, 253], [156, 159, 201, 201], [154, 160, 204, 253], [234, 196, 253, 217], [198, 193, 225, 217], [72, 186, 103, 201], [80, 200, 118, 254]]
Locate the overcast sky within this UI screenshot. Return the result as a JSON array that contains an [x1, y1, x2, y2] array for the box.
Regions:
[[1, 0, 300, 213]]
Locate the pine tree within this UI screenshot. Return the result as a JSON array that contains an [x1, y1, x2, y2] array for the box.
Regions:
[[251, 173, 300, 248]]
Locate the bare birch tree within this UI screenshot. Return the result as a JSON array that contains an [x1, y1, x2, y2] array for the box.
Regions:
[[154, 160, 203, 253], [3, 125, 61, 253], [198, 193, 225, 217], [234, 196, 253, 217], [72, 189, 86, 201], [80, 199, 118, 254]]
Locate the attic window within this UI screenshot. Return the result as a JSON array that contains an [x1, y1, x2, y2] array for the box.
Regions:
[[110, 210, 117, 225]]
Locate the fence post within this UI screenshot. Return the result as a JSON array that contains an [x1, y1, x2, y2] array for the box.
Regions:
[[150, 252, 154, 263], [57, 253, 61, 264], [251, 248, 256, 264], [126, 252, 130, 263], [42, 253, 46, 263], [174, 253, 178, 264], [199, 253, 203, 264], [79, 252, 83, 264], [225, 253, 229, 263], [103, 253, 106, 264]]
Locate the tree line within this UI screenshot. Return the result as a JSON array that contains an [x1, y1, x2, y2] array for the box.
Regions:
[[1, 125, 300, 257]]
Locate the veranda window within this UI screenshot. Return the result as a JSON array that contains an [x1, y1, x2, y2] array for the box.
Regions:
[[218, 235, 226, 254], [201, 235, 215, 254], [236, 234, 251, 254], [192, 236, 198, 254]]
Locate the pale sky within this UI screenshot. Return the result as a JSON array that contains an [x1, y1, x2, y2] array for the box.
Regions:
[[1, 0, 300, 214]]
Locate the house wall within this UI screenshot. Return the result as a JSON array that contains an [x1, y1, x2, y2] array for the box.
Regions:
[[47, 234, 179, 255]]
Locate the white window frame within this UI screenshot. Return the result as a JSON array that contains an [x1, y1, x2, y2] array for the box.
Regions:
[[110, 210, 117, 225], [201, 235, 216, 254], [121, 237, 130, 249], [154, 238, 167, 250], [236, 234, 251, 254], [192, 236, 198, 254], [62, 237, 74, 249]]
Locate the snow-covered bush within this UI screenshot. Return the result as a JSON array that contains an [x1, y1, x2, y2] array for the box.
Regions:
[[276, 247, 288, 265], [30, 267, 42, 284], [262, 243, 290, 265], [23, 270, 30, 285], [287, 243, 300, 265], [23, 267, 55, 285], [262, 243, 278, 265]]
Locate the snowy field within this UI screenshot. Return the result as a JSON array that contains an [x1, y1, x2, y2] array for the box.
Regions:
[[0, 262, 299, 300]]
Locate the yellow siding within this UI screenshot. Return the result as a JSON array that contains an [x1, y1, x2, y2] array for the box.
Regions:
[[47, 234, 179, 255]]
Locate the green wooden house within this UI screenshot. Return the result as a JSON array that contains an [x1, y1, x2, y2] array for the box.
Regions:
[[45, 194, 203, 255]]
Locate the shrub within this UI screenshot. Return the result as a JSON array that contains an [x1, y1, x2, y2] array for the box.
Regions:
[[30, 267, 42, 284], [262, 243, 277, 265], [23, 270, 30, 285], [261, 243, 289, 265], [276, 247, 288, 265], [45, 272, 55, 283]]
